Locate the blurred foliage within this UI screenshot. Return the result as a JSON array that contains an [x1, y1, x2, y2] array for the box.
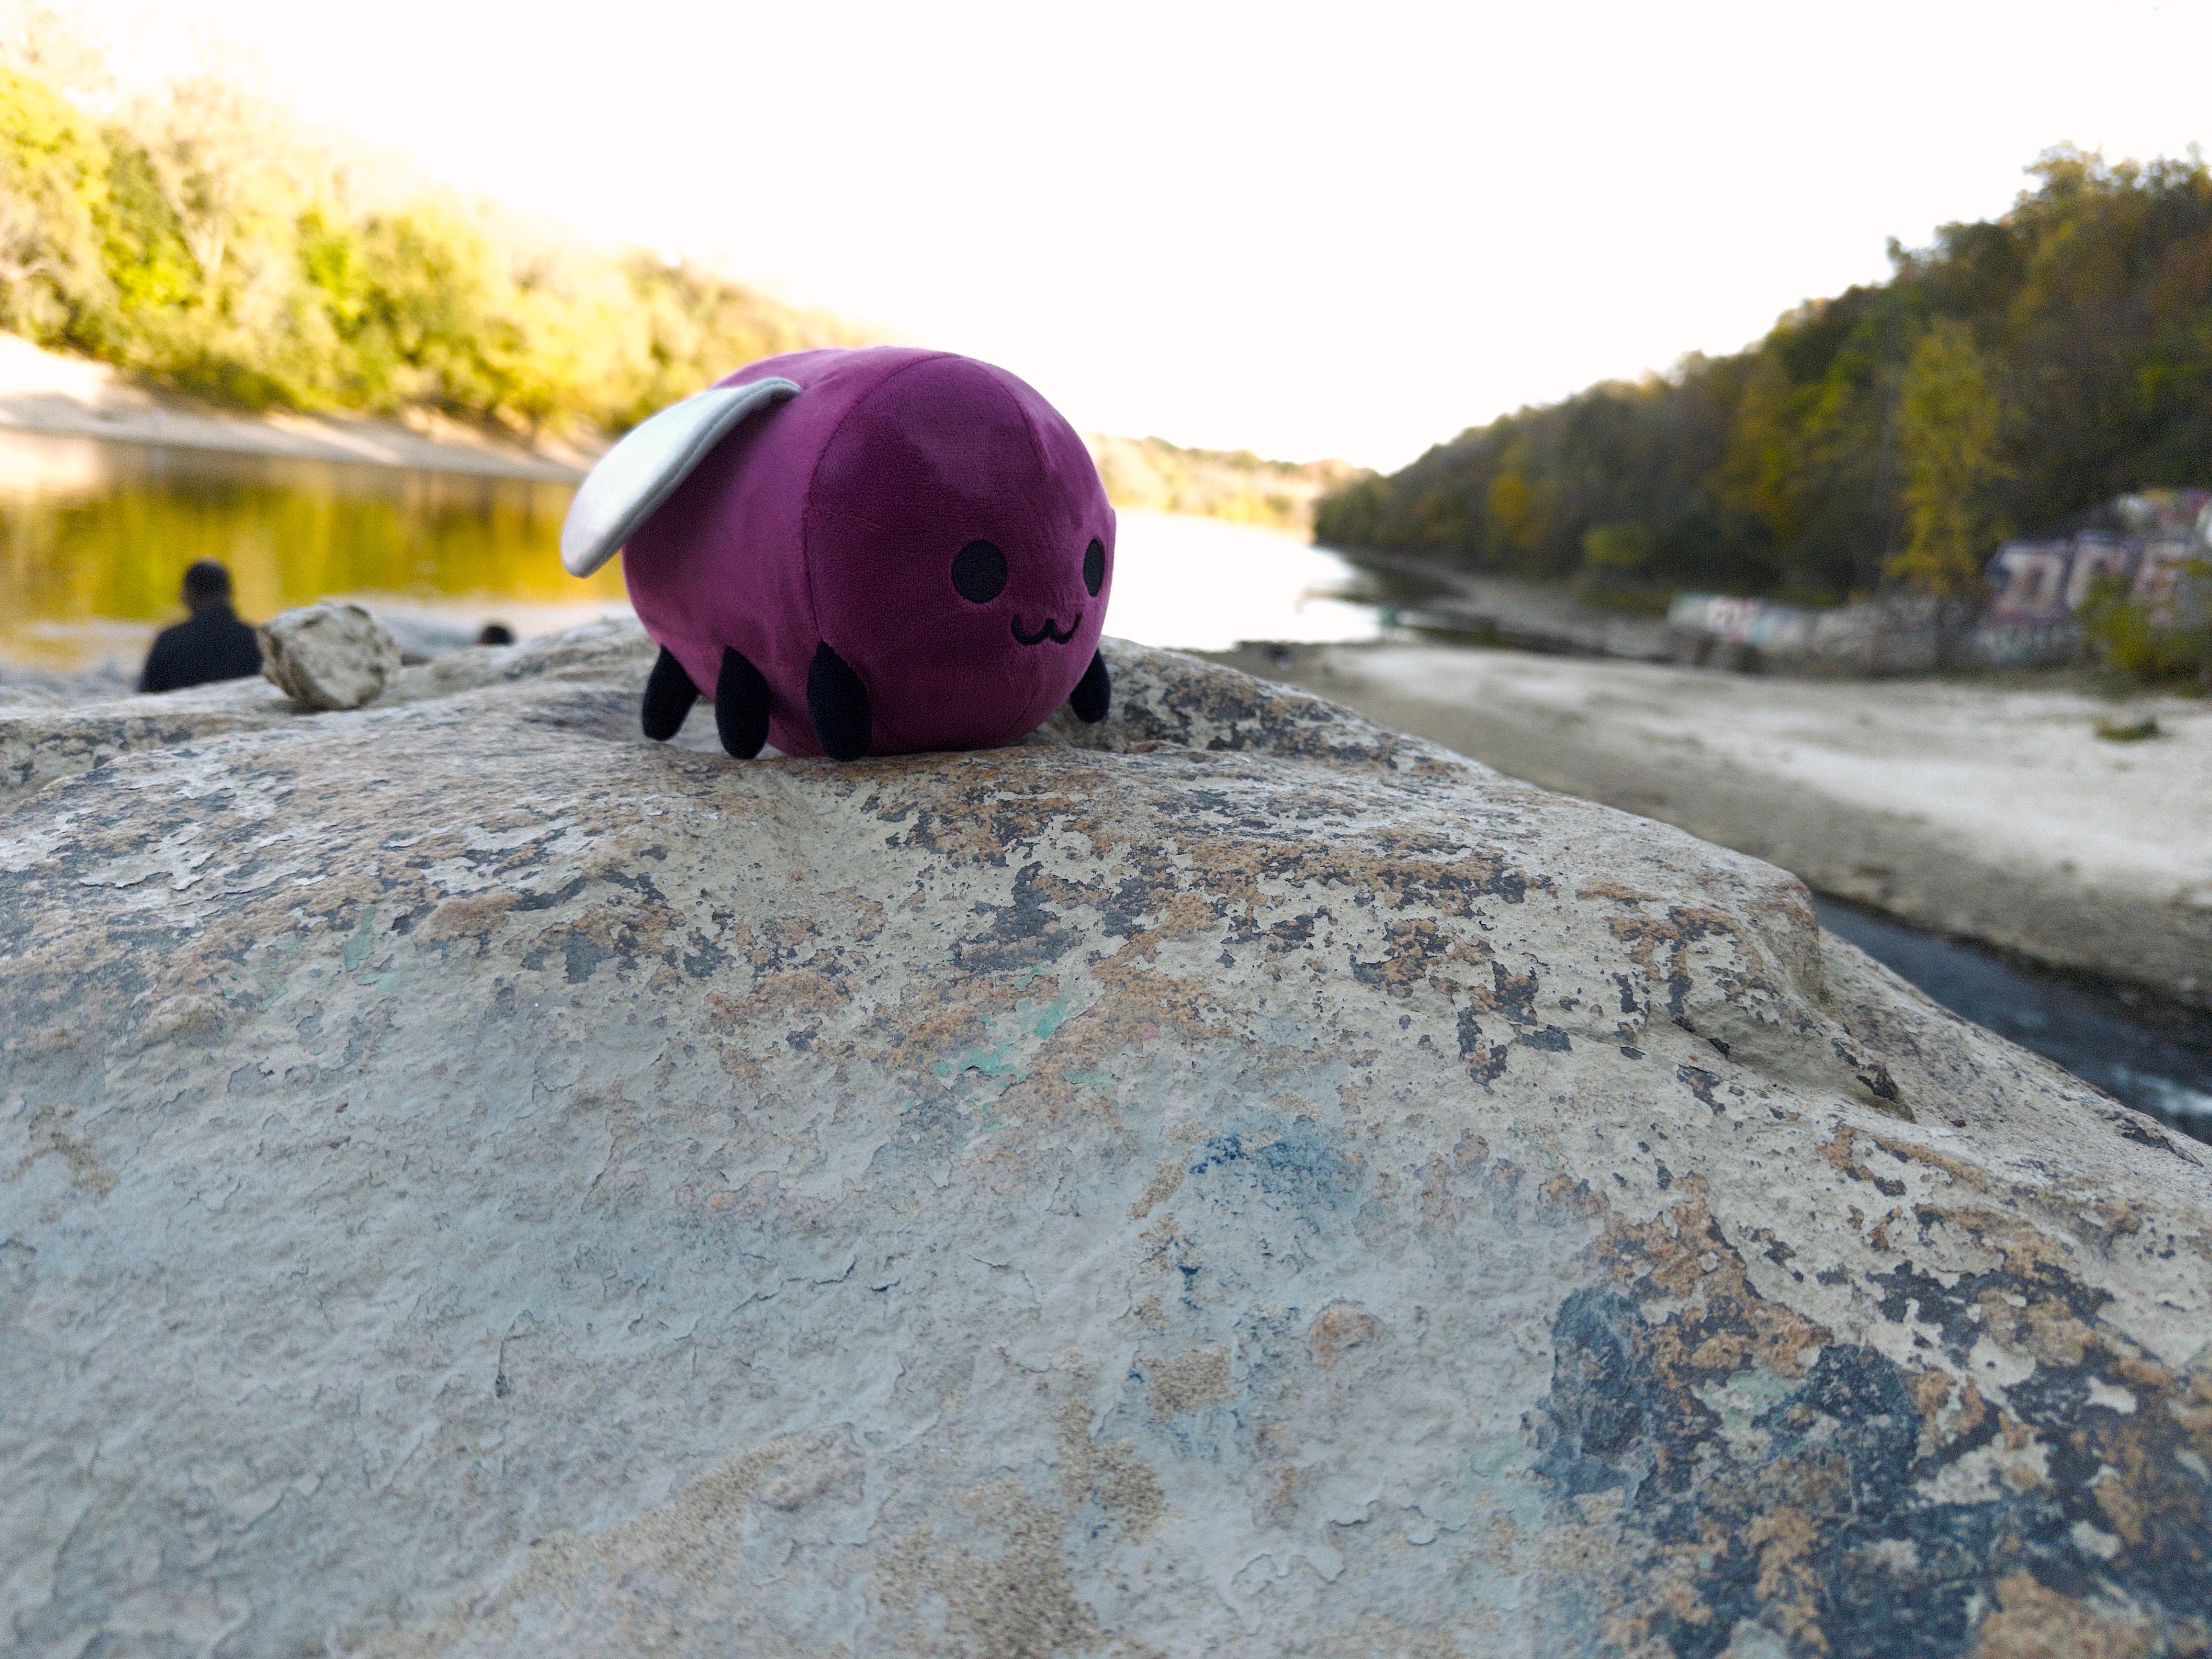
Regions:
[[1889, 319, 2008, 596], [0, 17, 861, 439], [1086, 433, 1370, 532], [1316, 148, 2212, 600], [2079, 568, 2212, 686]]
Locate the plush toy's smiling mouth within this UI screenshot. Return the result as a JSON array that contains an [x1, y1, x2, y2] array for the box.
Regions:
[[1011, 612, 1080, 646]]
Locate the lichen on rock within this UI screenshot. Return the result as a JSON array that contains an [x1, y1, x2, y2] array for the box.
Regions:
[[1, 621, 2207, 1656]]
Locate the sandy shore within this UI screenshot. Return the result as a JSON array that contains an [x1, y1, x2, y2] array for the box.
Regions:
[[0, 334, 590, 481], [1209, 640, 2212, 1008]]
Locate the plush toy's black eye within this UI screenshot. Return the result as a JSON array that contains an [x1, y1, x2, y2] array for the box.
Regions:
[[952, 539, 1007, 603], [1082, 538, 1105, 597]]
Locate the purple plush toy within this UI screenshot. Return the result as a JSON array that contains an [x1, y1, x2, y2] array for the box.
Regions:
[[560, 346, 1114, 760]]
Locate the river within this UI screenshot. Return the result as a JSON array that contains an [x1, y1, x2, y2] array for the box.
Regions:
[[0, 428, 1380, 673], [2, 427, 2204, 1146]]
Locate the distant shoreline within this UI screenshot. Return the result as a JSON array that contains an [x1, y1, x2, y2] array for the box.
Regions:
[[0, 334, 590, 484]]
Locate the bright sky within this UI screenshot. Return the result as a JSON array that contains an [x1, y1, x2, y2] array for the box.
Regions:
[[57, 0, 2212, 468]]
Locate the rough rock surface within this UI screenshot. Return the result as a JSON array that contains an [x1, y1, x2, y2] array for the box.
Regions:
[[1205, 641, 2212, 1012], [258, 600, 403, 709], [3, 622, 2209, 1658]]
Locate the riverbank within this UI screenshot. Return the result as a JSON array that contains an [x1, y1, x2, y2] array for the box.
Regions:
[[1339, 546, 1675, 659], [1206, 639, 2212, 1009], [0, 334, 593, 482]]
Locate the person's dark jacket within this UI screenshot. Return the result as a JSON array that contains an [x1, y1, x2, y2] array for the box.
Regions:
[[138, 603, 263, 694]]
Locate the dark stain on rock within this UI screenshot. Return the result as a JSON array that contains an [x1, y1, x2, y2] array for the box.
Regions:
[[1457, 1008, 1510, 1085], [1533, 1194, 2212, 1658], [1675, 1063, 1723, 1113], [1187, 1125, 1361, 1218], [509, 875, 590, 914], [957, 861, 1079, 974]]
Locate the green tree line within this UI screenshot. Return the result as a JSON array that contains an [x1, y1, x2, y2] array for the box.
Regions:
[[1085, 433, 1370, 533], [1316, 149, 2212, 601], [0, 20, 860, 440]]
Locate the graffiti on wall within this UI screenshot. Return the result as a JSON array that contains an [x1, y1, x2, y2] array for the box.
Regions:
[[1673, 489, 2211, 673]]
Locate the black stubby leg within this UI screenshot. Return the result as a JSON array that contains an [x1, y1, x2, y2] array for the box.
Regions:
[[1069, 648, 1110, 724], [641, 646, 698, 741], [806, 641, 872, 760], [714, 646, 773, 758]]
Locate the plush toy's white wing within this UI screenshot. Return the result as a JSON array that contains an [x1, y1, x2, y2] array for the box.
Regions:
[[560, 377, 802, 577]]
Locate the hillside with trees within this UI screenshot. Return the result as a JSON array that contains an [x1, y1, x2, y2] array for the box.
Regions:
[[1316, 150, 2212, 602], [1085, 433, 1368, 533], [0, 12, 862, 444]]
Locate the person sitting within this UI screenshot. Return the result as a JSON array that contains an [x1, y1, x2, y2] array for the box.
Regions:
[[138, 560, 263, 694]]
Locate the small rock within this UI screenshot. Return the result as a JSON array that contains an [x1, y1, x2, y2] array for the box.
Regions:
[[258, 602, 402, 710]]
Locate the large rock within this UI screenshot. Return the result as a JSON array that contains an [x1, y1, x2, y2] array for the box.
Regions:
[[3, 622, 2208, 1657]]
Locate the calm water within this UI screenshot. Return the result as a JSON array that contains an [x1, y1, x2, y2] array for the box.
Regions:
[[0, 429, 1379, 672], [4, 428, 2205, 1144], [0, 429, 622, 671]]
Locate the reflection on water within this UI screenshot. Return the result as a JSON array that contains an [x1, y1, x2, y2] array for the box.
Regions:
[[1106, 510, 1382, 652], [0, 432, 1385, 672], [0, 428, 621, 671]]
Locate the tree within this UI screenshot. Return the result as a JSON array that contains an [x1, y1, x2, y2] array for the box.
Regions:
[[1317, 149, 2212, 603], [1887, 319, 2008, 596], [0, 64, 108, 340]]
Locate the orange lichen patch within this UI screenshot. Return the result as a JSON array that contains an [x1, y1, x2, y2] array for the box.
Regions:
[[1909, 1369, 1956, 1421], [704, 967, 851, 1028], [874, 1494, 1102, 1656], [866, 969, 1068, 1085], [7, 1099, 116, 1200], [1965, 1284, 2098, 1370], [2020, 1298, 2097, 1369], [2093, 1465, 2151, 1549], [1655, 1576, 1715, 1633], [1606, 903, 1770, 988], [1600, 1195, 1830, 1380], [1538, 1175, 1610, 1222], [1746, 1506, 1828, 1651], [712, 1040, 764, 1082], [415, 890, 518, 941], [1109, 888, 1234, 961], [1816, 1125, 1865, 1177], [1306, 1304, 1384, 1367], [1347, 916, 1491, 1000], [1575, 881, 1666, 905], [1072, 961, 1238, 1052], [1143, 1347, 1233, 1416], [1127, 1159, 1186, 1222], [1867, 1210, 1910, 1254], [1860, 1129, 1993, 1193], [1054, 1404, 1165, 1538], [1948, 1382, 1997, 1447], [2169, 1369, 2212, 1453], [2068, 1194, 2154, 1247], [2112, 1355, 2175, 1392], [1912, 1204, 2075, 1276], [512, 894, 684, 983], [1972, 1569, 2157, 1659]]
